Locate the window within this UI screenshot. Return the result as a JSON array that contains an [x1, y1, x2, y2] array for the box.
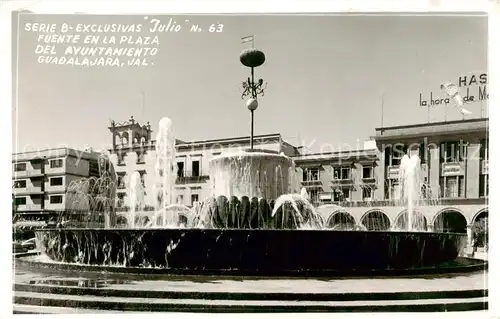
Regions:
[[117, 176, 125, 188], [480, 139, 489, 161], [50, 177, 63, 186], [136, 151, 145, 164], [117, 193, 125, 208], [192, 161, 200, 177], [363, 187, 373, 200], [50, 159, 63, 168], [14, 163, 26, 172], [14, 197, 26, 205], [388, 144, 408, 166], [362, 166, 373, 179], [390, 182, 400, 200], [440, 141, 465, 163], [309, 189, 319, 203], [117, 153, 125, 166], [419, 143, 427, 164], [479, 175, 488, 197], [333, 188, 350, 201], [441, 176, 465, 198], [303, 168, 320, 181], [384, 146, 392, 167], [50, 195, 63, 204], [333, 167, 350, 180], [14, 180, 26, 188], [89, 161, 99, 175], [177, 162, 185, 178], [191, 194, 199, 205]]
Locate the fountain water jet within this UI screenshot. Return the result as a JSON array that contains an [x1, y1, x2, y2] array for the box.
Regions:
[[128, 171, 144, 228], [155, 117, 178, 227], [396, 154, 426, 232]]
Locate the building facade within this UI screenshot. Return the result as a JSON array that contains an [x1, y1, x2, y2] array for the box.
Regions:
[[90, 116, 488, 246], [12, 148, 102, 224], [294, 118, 488, 246], [107, 116, 300, 212]]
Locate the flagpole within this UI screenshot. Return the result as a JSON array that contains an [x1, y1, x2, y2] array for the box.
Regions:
[[141, 91, 146, 123], [380, 94, 384, 129]]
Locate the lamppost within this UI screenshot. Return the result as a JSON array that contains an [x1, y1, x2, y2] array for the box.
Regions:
[[240, 39, 267, 150]]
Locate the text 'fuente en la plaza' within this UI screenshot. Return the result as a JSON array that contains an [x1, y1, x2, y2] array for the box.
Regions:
[[25, 17, 225, 68]]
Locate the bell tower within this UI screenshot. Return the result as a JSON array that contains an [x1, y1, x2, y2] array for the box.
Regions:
[[109, 116, 153, 152]]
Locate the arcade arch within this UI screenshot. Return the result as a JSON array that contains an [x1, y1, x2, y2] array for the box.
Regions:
[[116, 215, 128, 227], [433, 209, 467, 234], [394, 210, 428, 231], [472, 209, 488, 247], [473, 209, 488, 224], [360, 210, 391, 231], [326, 210, 356, 230]]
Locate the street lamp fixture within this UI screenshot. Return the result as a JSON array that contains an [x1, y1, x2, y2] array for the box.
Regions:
[[240, 47, 267, 150]]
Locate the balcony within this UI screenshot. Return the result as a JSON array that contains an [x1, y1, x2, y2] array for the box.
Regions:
[[45, 185, 66, 193], [319, 192, 333, 201], [481, 160, 488, 175], [301, 179, 323, 188], [12, 168, 43, 179], [16, 204, 43, 211], [176, 175, 210, 184], [45, 202, 65, 210], [441, 162, 465, 176], [361, 176, 377, 185], [330, 177, 354, 187], [117, 183, 126, 189], [117, 158, 126, 166], [45, 166, 65, 175], [13, 186, 44, 195], [386, 166, 400, 179]]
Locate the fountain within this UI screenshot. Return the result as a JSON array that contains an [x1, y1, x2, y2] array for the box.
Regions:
[[29, 116, 469, 275], [28, 44, 468, 276]]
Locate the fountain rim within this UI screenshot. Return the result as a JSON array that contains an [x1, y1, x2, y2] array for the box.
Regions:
[[14, 251, 485, 278], [33, 228, 468, 236]]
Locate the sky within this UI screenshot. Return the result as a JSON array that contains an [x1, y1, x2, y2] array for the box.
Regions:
[[13, 13, 488, 153]]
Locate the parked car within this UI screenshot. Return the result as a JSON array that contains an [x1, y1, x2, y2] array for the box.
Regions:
[[21, 238, 36, 250]]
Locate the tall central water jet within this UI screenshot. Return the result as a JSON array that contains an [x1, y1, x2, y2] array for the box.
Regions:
[[398, 154, 424, 231], [128, 171, 144, 228], [155, 117, 177, 227]]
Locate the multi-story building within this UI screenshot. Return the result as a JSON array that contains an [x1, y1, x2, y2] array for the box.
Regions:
[[12, 147, 102, 226], [107, 116, 300, 211], [294, 118, 488, 247]]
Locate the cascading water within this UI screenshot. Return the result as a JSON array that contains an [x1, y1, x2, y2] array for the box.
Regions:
[[397, 154, 426, 231], [128, 171, 144, 228], [155, 117, 178, 227]]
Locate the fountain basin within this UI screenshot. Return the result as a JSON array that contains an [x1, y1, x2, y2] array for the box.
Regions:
[[210, 150, 295, 200], [35, 229, 467, 275]]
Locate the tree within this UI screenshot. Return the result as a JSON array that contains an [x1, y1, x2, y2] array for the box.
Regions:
[[472, 217, 488, 249]]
